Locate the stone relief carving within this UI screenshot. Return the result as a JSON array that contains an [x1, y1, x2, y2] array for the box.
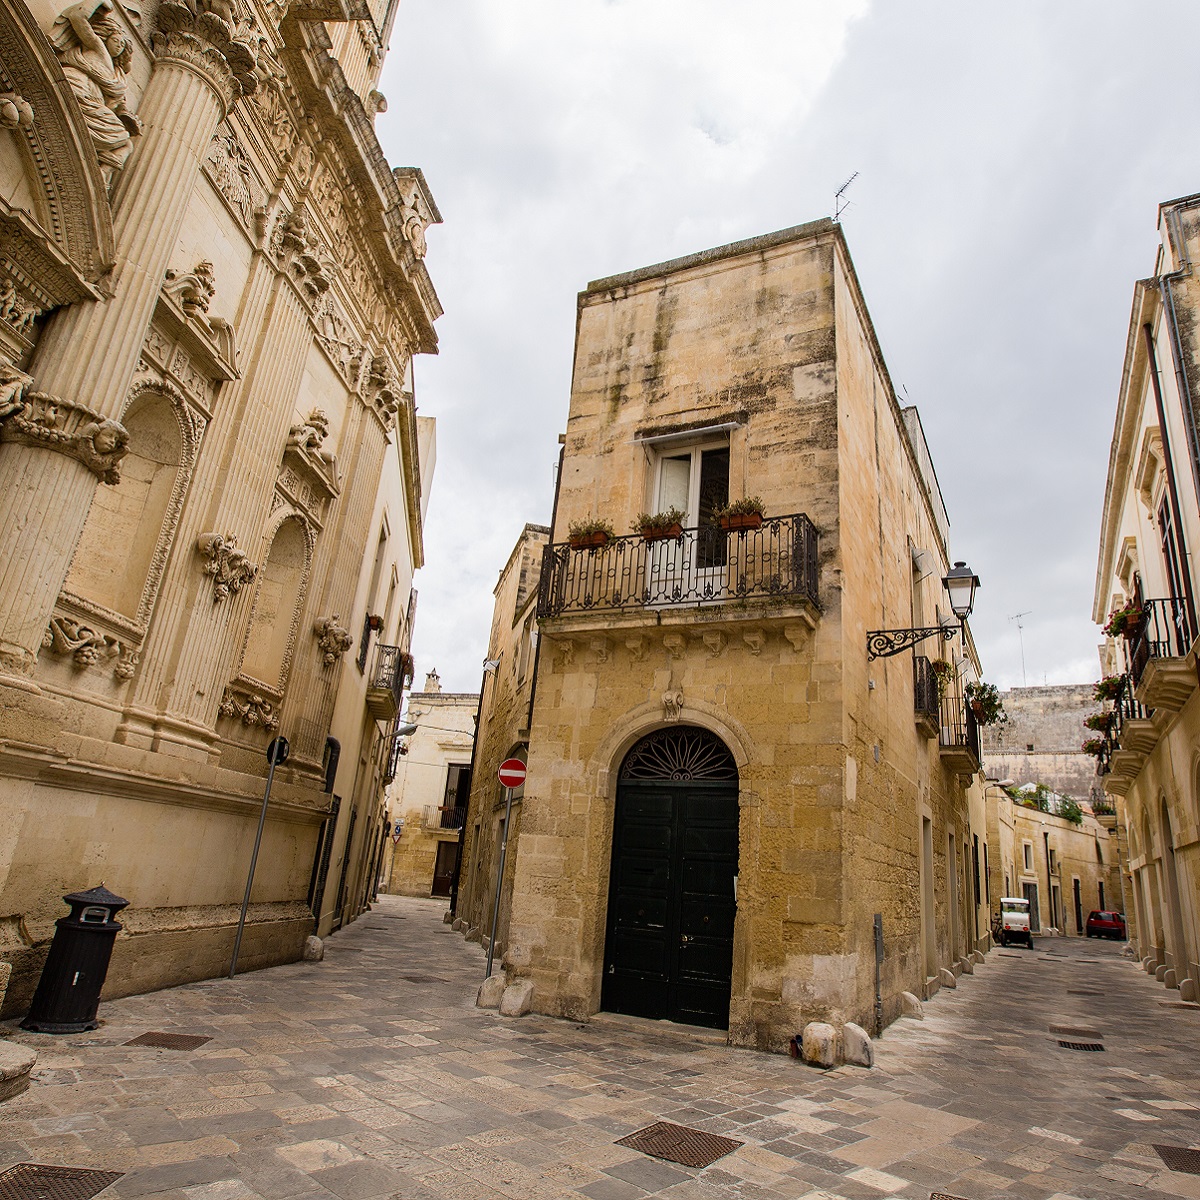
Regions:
[[393, 168, 437, 260], [218, 684, 279, 729], [589, 636, 611, 665], [51, 0, 141, 187], [287, 408, 333, 460], [150, 0, 263, 103], [662, 689, 684, 722], [0, 277, 43, 337], [42, 614, 135, 678], [313, 615, 351, 667], [196, 530, 257, 600], [0, 91, 34, 131], [203, 126, 263, 230], [0, 390, 129, 482], [0, 361, 33, 418], [163, 260, 215, 316]]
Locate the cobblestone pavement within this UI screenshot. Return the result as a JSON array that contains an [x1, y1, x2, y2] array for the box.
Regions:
[[2, 896, 1200, 1200]]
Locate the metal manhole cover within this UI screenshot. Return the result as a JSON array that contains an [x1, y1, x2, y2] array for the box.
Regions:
[[616, 1121, 742, 1168], [0, 1164, 124, 1200], [1154, 1145, 1200, 1175], [1057, 1040, 1105, 1051], [123, 1032, 212, 1050]]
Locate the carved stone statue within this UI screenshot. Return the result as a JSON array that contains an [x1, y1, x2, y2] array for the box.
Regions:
[[287, 408, 331, 457], [0, 361, 34, 420], [313, 615, 351, 668], [52, 0, 141, 187]]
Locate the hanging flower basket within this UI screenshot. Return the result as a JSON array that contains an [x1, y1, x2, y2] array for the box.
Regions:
[[1082, 737, 1106, 758], [1103, 599, 1145, 639], [1093, 675, 1124, 702]]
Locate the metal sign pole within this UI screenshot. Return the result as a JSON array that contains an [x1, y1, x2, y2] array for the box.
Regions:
[[230, 737, 289, 979], [873, 913, 884, 1036], [485, 784, 514, 978]]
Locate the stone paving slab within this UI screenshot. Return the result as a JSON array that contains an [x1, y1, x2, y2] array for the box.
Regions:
[[2, 897, 1199, 1199]]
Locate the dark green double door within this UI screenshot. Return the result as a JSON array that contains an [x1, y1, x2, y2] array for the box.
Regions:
[[602, 781, 738, 1030]]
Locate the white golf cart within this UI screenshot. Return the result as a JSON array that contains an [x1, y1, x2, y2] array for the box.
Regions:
[[995, 896, 1033, 948]]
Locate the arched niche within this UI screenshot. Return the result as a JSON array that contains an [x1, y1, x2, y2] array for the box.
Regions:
[[63, 385, 197, 627], [239, 514, 313, 693]]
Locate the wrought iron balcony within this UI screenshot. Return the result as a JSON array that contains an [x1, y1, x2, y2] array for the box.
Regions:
[[365, 644, 412, 722], [422, 805, 466, 831], [913, 656, 939, 737], [1127, 597, 1198, 711], [537, 513, 819, 620], [938, 694, 980, 774]]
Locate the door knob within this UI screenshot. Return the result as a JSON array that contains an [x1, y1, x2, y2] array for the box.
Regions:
[[680, 934, 690, 944]]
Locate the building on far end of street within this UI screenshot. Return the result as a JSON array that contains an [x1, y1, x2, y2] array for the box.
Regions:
[[985, 784, 1122, 938], [1093, 191, 1200, 1003], [452, 523, 549, 951], [381, 672, 477, 899], [466, 221, 996, 1052]]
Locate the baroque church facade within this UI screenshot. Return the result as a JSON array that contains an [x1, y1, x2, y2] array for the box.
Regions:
[[0, 0, 439, 1012]]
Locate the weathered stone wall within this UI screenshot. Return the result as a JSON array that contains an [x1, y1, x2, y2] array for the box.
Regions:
[[982, 685, 1105, 803]]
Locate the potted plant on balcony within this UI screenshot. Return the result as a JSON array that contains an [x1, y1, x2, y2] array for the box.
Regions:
[[1093, 674, 1124, 702], [1103, 598, 1145, 639], [716, 496, 766, 532], [1084, 711, 1114, 734], [965, 680, 1006, 725], [635, 507, 686, 541], [1082, 737, 1106, 758], [930, 658, 955, 698], [567, 517, 615, 550]]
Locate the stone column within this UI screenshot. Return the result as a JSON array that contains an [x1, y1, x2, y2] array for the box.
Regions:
[[0, 11, 248, 675]]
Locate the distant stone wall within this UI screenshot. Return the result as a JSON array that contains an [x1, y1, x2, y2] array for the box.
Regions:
[[982, 684, 1103, 804]]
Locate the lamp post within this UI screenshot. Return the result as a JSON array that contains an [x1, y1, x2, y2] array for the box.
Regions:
[[867, 560, 980, 659]]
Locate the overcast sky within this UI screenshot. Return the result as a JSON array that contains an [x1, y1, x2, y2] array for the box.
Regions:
[[375, 1, 1200, 695]]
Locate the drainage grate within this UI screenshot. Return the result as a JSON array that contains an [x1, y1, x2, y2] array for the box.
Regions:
[[1154, 1145, 1200, 1175], [930, 1194, 970, 1200], [616, 1121, 743, 1168], [1057, 1040, 1105, 1052], [123, 1032, 212, 1051], [0, 1164, 124, 1200]]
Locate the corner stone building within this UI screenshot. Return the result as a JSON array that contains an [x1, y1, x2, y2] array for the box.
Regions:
[[498, 221, 990, 1051], [0, 0, 440, 1012]]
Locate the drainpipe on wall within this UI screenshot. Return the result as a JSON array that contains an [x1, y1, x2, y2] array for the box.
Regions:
[[1043, 829, 1054, 935]]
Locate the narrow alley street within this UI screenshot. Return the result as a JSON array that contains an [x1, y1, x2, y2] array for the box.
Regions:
[[2, 897, 1199, 1200]]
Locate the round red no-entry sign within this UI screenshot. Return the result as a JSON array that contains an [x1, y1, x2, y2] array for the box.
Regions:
[[497, 758, 527, 789]]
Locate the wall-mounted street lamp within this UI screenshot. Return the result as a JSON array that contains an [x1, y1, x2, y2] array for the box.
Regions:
[[866, 560, 980, 660]]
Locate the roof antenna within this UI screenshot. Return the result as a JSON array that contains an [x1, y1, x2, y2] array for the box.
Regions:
[[1009, 610, 1031, 687], [835, 171, 859, 222]]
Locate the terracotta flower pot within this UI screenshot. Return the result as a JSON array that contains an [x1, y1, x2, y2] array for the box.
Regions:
[[641, 523, 683, 541], [720, 512, 763, 532], [569, 531, 610, 549]]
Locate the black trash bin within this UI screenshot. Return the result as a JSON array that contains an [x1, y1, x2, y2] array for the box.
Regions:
[[21, 884, 129, 1034]]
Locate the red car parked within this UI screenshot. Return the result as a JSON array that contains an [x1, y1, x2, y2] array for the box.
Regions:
[[1085, 910, 1126, 939]]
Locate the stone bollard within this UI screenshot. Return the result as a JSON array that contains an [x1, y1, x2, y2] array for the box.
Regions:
[[938, 967, 957, 989], [969, 950, 985, 965], [899, 991, 924, 1019], [302, 936, 324, 962], [958, 957, 974, 975], [476, 972, 506, 1009], [0, 1041, 37, 1104], [801, 1022, 839, 1068], [841, 1022, 873, 1068], [499, 979, 534, 1017]]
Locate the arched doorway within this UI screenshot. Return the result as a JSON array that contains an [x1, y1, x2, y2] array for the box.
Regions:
[[602, 726, 738, 1030]]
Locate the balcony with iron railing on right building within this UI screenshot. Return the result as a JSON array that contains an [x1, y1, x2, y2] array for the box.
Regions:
[[1126, 597, 1198, 711]]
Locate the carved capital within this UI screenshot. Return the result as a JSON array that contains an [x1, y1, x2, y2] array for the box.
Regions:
[[314, 615, 351, 668], [218, 684, 279, 730], [150, 0, 263, 106], [0, 391, 129, 483], [196, 531, 257, 601]]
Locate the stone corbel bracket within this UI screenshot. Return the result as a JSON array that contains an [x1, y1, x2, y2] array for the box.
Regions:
[[314, 614, 351, 667], [196, 531, 258, 601], [43, 615, 137, 678], [0, 391, 129, 483]]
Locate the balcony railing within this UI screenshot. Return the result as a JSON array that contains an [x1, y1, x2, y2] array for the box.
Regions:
[[365, 644, 412, 721], [423, 805, 466, 831], [1128, 597, 1196, 686], [913, 656, 939, 722], [938, 692, 981, 772], [537, 514, 819, 619]]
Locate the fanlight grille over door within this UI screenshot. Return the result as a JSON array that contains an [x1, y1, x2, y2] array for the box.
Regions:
[[619, 727, 738, 782]]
